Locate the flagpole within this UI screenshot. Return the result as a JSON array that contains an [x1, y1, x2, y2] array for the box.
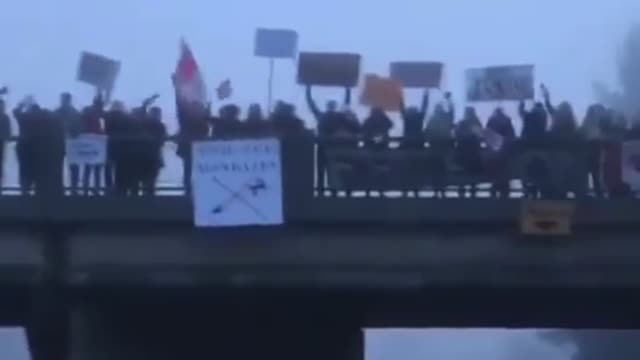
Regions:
[[267, 58, 275, 113]]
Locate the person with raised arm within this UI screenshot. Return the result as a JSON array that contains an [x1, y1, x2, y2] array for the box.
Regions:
[[305, 86, 355, 192], [137, 104, 167, 196], [0, 93, 11, 189], [104, 100, 135, 195], [54, 92, 81, 194], [518, 97, 548, 144], [400, 89, 429, 149], [541, 84, 578, 142], [540, 84, 581, 198], [13, 97, 38, 195], [424, 91, 455, 198]]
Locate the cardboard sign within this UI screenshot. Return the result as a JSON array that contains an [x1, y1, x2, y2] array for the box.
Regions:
[[192, 138, 283, 227], [390, 61, 443, 88], [77, 52, 120, 92], [360, 74, 403, 111], [66, 134, 107, 165], [254, 28, 299, 59], [466, 65, 534, 101], [521, 200, 575, 236], [297, 52, 361, 87]]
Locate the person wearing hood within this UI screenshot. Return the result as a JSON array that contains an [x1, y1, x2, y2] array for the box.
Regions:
[[486, 107, 516, 197], [424, 92, 455, 198], [54, 92, 81, 193], [306, 85, 354, 192], [454, 106, 483, 198], [400, 89, 429, 149]]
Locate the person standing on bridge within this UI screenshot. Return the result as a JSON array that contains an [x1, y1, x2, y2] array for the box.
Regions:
[[13, 97, 38, 195], [54, 92, 81, 194], [80, 93, 106, 195], [306, 85, 356, 194], [0, 97, 11, 189]]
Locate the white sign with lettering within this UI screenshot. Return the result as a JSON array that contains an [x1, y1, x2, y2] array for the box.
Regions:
[[66, 134, 107, 165], [192, 138, 283, 227]]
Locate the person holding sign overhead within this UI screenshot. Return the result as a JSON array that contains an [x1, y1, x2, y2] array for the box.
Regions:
[[306, 85, 358, 192], [541, 84, 578, 141], [399, 89, 429, 149]]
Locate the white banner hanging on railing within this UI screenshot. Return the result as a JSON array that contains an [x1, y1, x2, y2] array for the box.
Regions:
[[192, 138, 283, 227], [66, 134, 107, 165]]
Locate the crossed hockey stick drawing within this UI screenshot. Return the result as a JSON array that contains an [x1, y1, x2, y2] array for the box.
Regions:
[[211, 176, 269, 222]]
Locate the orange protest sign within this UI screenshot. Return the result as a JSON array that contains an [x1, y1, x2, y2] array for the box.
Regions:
[[360, 74, 403, 112]]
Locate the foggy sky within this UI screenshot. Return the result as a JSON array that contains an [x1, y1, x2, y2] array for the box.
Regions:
[[1, 0, 639, 132], [0, 0, 637, 358]]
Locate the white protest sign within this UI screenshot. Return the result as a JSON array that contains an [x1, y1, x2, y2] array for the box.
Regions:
[[466, 65, 534, 102], [254, 28, 299, 59], [192, 138, 283, 227], [66, 134, 107, 165], [77, 51, 121, 94]]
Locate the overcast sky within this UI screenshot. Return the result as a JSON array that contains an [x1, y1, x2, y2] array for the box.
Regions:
[[0, 0, 638, 133], [0, 0, 636, 358]]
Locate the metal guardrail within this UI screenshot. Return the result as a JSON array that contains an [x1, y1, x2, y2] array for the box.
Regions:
[[0, 136, 624, 199]]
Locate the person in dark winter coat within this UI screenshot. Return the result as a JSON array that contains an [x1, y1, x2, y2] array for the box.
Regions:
[[0, 99, 11, 187], [454, 106, 483, 197], [54, 92, 81, 193], [400, 89, 428, 149], [486, 107, 516, 197]]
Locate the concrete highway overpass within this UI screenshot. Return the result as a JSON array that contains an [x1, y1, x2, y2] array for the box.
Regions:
[[0, 140, 639, 359]]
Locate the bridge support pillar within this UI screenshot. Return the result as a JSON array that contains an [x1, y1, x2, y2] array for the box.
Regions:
[[68, 301, 363, 360]]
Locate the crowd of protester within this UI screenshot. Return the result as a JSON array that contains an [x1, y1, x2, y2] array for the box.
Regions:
[[0, 81, 637, 198]]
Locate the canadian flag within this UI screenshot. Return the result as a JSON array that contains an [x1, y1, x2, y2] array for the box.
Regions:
[[174, 38, 207, 105]]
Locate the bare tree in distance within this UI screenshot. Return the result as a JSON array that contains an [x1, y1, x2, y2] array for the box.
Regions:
[[593, 22, 640, 115]]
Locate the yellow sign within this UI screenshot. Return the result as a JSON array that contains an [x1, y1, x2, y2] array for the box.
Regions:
[[521, 200, 575, 236]]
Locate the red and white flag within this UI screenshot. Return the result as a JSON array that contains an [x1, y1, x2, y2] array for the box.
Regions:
[[174, 38, 207, 105]]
